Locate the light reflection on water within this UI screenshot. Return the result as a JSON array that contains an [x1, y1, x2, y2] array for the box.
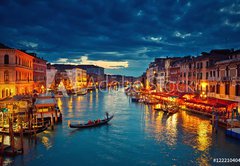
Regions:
[[3, 89, 240, 166]]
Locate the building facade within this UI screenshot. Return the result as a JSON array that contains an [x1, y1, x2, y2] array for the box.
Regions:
[[0, 46, 34, 98], [32, 54, 47, 93], [146, 49, 240, 104], [65, 68, 87, 91]]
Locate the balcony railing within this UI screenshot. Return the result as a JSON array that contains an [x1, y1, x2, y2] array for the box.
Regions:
[[232, 77, 240, 81], [208, 77, 221, 81], [221, 76, 232, 81]]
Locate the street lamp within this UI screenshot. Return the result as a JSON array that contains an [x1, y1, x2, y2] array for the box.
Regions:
[[200, 91, 207, 100]]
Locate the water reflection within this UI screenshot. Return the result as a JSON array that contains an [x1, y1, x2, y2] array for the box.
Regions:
[[4, 90, 240, 166], [41, 136, 52, 150], [165, 114, 178, 146]]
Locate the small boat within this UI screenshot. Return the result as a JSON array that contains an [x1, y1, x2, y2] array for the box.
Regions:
[[131, 97, 139, 102], [76, 88, 88, 95], [168, 109, 178, 115], [154, 108, 163, 111], [0, 125, 48, 136], [68, 115, 114, 128]]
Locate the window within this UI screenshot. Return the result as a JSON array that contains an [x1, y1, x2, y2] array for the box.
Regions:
[[200, 62, 203, 69], [213, 71, 216, 77], [189, 64, 191, 69], [225, 83, 230, 95], [206, 61, 209, 68], [216, 84, 220, 94], [226, 66, 229, 77], [236, 84, 240, 96], [217, 68, 220, 77], [206, 72, 209, 79], [237, 65, 240, 77], [4, 71, 9, 82], [210, 85, 215, 92], [4, 54, 9, 64]]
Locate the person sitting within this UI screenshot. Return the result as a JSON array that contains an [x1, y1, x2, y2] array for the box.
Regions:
[[88, 120, 93, 124]]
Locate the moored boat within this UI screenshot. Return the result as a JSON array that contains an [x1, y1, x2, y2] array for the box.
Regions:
[[76, 88, 88, 95], [0, 125, 48, 136], [131, 97, 139, 102], [68, 115, 114, 128], [167, 109, 178, 115]]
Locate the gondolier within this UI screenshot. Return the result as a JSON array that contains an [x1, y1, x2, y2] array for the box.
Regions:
[[106, 112, 109, 119]]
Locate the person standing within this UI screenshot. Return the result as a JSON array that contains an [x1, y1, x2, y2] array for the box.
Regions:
[[106, 112, 109, 119]]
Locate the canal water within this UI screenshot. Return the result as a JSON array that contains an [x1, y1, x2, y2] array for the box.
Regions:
[[4, 89, 240, 165]]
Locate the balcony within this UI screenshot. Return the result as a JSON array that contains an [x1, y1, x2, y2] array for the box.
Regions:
[[221, 76, 232, 82], [232, 77, 240, 81], [208, 77, 220, 81]]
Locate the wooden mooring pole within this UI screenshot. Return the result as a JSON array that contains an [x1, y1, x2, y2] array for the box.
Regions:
[[20, 122, 24, 154], [9, 118, 15, 154]]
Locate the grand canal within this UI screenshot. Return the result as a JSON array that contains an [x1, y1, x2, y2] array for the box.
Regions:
[[4, 89, 240, 165]]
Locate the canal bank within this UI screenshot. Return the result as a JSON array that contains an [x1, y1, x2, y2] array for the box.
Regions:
[[4, 89, 240, 166]]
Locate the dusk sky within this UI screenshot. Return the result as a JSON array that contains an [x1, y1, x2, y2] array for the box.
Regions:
[[0, 0, 240, 76]]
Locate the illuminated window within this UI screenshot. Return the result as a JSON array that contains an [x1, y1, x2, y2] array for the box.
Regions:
[[4, 70, 9, 82], [4, 54, 9, 64]]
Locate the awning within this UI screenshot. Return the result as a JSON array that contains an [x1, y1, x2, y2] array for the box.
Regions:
[[34, 98, 56, 108]]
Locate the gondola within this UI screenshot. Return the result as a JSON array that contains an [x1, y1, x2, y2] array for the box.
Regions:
[[76, 89, 88, 96], [154, 108, 163, 111], [0, 125, 48, 136], [167, 108, 178, 115], [68, 115, 114, 128]]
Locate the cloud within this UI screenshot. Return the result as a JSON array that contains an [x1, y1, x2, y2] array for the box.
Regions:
[[0, 0, 239, 76], [220, 3, 240, 15], [174, 31, 191, 39], [19, 41, 38, 48], [224, 19, 240, 28], [54, 56, 129, 69]]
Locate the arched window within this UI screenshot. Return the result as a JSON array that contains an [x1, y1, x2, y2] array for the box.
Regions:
[[6, 89, 9, 97], [4, 54, 9, 64], [216, 84, 220, 94], [226, 66, 229, 77], [2, 89, 5, 98], [236, 84, 240, 96], [237, 65, 240, 77], [4, 70, 9, 82]]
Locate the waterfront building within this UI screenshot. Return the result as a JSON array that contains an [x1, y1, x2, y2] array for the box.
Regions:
[[179, 56, 195, 92], [146, 58, 165, 90], [65, 68, 87, 91], [46, 64, 58, 91], [31, 53, 47, 93], [0, 44, 34, 99], [168, 60, 181, 91], [145, 49, 240, 108], [212, 51, 240, 103], [47, 64, 87, 92], [78, 65, 105, 85]]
